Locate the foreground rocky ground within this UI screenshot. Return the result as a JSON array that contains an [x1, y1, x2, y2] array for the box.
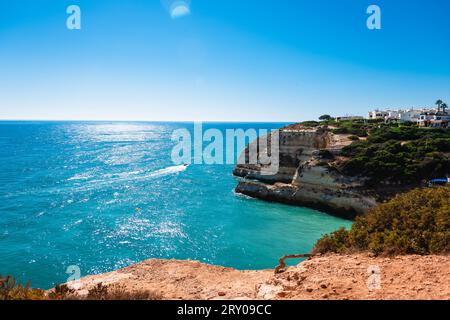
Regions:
[[65, 254, 450, 300]]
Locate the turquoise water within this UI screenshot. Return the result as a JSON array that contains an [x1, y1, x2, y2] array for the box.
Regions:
[[0, 121, 351, 289]]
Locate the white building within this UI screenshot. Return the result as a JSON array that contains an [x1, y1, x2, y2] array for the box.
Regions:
[[418, 112, 450, 128], [385, 110, 400, 121], [398, 109, 422, 122], [368, 108, 435, 123], [368, 110, 389, 120]]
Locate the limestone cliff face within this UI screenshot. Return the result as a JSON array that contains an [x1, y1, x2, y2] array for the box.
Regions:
[[233, 125, 378, 219]]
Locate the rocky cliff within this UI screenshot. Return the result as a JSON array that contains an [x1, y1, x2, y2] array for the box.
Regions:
[[60, 254, 450, 300], [233, 124, 378, 219]]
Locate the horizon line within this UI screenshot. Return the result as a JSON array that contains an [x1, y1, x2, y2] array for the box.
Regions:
[[0, 118, 297, 124]]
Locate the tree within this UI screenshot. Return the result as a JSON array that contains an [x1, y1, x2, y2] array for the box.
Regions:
[[436, 99, 443, 112], [442, 102, 448, 114], [319, 115, 333, 121]]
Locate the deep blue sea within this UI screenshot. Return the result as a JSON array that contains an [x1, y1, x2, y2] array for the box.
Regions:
[[0, 121, 351, 289]]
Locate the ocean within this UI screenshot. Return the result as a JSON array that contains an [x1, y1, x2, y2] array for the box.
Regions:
[[0, 121, 352, 289]]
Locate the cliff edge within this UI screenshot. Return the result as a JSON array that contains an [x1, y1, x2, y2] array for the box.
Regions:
[[62, 254, 450, 300]]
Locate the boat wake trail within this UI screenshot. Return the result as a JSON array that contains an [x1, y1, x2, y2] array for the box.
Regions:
[[66, 165, 188, 192], [143, 165, 188, 179], [116, 165, 188, 183]]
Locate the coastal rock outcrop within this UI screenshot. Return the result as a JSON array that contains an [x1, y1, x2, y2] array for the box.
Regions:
[[233, 125, 378, 219]]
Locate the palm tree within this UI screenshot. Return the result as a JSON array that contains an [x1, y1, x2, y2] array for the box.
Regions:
[[436, 99, 443, 112], [442, 102, 448, 114]]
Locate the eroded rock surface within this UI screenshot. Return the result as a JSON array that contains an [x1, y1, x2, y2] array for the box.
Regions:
[[234, 125, 378, 218], [64, 254, 450, 300]]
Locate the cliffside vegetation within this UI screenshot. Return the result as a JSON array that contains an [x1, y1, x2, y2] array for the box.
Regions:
[[313, 187, 450, 255], [0, 275, 160, 300], [340, 125, 450, 186], [0, 275, 45, 300], [300, 118, 450, 186]]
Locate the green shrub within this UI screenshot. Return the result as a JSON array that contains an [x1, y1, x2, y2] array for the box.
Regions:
[[47, 284, 77, 300], [331, 120, 369, 137], [300, 121, 320, 127], [85, 283, 161, 300], [332, 127, 348, 134], [340, 129, 450, 185], [86, 283, 109, 300], [313, 228, 350, 254], [1, 278, 162, 300], [318, 149, 334, 160], [313, 187, 450, 255]]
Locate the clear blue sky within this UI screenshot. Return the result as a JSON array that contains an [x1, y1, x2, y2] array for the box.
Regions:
[[0, 0, 449, 121]]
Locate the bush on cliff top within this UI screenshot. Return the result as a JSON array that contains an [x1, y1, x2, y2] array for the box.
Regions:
[[313, 187, 450, 255], [1, 277, 162, 300], [339, 126, 450, 185], [296, 120, 450, 186], [0, 275, 45, 300]]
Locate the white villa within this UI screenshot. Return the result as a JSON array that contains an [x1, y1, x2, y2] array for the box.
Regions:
[[367, 105, 450, 128], [398, 109, 423, 122], [418, 112, 450, 128], [368, 108, 434, 123], [368, 110, 389, 120], [335, 102, 449, 129]]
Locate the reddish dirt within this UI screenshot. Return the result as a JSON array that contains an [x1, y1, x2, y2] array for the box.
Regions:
[[66, 253, 450, 300]]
